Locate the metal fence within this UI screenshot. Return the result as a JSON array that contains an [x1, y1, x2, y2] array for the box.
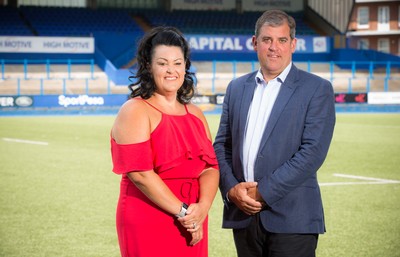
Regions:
[[1, 59, 399, 96], [200, 60, 400, 94]]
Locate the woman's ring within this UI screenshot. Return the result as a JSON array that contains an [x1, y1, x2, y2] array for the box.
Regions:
[[193, 223, 196, 229]]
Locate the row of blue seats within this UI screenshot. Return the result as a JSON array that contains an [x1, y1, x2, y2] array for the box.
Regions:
[[0, 6, 143, 37], [0, 6, 33, 35], [0, 6, 317, 37], [137, 9, 316, 35], [20, 6, 142, 36]]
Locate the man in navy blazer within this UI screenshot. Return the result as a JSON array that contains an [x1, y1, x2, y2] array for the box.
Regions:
[[213, 10, 336, 257]]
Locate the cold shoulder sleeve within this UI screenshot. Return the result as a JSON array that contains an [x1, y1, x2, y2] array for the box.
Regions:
[[111, 138, 153, 174], [199, 141, 219, 170]]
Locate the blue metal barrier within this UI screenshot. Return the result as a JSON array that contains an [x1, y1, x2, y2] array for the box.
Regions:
[[0, 58, 95, 80], [207, 60, 400, 94], [0, 59, 399, 96]]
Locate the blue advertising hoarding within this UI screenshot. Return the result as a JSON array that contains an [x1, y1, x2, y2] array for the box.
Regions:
[[0, 95, 128, 109], [186, 34, 330, 61]]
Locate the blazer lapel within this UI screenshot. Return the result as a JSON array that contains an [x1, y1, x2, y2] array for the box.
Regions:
[[258, 65, 299, 152], [238, 72, 257, 161]]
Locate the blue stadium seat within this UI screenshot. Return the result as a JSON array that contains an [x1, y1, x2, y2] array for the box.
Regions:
[[19, 6, 143, 36], [134, 9, 316, 35], [0, 6, 33, 35]]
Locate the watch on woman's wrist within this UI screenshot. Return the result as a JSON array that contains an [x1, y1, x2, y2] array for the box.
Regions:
[[175, 202, 188, 218]]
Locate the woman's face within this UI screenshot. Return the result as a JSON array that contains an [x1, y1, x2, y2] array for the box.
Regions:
[[150, 45, 186, 95]]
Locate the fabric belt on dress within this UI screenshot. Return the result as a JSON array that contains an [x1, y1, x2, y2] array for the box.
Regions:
[[164, 178, 199, 204]]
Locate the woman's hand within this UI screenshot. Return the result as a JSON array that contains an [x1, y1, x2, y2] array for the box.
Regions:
[[177, 202, 208, 245], [177, 167, 219, 245], [189, 225, 203, 246], [178, 202, 207, 230]]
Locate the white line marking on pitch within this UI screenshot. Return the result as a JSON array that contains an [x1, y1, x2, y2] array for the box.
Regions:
[[2, 137, 49, 146], [320, 173, 400, 186]]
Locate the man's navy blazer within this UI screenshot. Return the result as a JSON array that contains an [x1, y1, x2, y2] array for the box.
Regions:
[[213, 64, 336, 234]]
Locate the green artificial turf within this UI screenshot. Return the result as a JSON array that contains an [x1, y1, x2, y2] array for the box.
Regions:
[[0, 113, 399, 257]]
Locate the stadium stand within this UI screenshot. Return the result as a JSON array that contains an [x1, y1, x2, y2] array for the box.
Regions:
[[0, 6, 399, 101], [133, 9, 317, 35], [0, 6, 33, 35], [2, 6, 316, 37], [0, 6, 317, 67], [19, 6, 143, 36]]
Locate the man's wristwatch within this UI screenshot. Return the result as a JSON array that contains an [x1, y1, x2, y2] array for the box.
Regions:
[[175, 202, 188, 218]]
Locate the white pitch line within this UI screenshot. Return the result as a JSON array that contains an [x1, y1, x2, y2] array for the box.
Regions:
[[334, 173, 400, 183], [320, 173, 400, 186], [320, 181, 400, 186], [2, 137, 49, 146]]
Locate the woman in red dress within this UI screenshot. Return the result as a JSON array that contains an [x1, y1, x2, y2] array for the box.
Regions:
[[110, 26, 220, 257]]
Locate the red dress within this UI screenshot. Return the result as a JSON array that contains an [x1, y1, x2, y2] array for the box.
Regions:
[[110, 100, 219, 257]]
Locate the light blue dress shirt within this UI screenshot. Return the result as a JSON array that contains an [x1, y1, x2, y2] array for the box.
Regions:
[[243, 63, 292, 182]]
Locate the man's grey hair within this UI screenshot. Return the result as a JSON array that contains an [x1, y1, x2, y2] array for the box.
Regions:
[[255, 9, 296, 39]]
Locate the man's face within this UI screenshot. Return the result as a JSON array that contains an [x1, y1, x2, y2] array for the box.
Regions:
[[252, 23, 297, 81]]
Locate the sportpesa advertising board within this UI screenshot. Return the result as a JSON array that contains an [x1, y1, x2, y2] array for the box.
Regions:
[[5, 93, 400, 111]]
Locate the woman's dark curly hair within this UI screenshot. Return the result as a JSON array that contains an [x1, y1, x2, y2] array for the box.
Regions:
[[128, 26, 196, 104]]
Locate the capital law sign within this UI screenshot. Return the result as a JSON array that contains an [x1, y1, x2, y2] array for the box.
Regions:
[[186, 35, 330, 54], [0, 36, 94, 54]]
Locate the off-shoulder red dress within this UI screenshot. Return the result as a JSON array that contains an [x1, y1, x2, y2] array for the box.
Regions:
[[111, 100, 219, 257]]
